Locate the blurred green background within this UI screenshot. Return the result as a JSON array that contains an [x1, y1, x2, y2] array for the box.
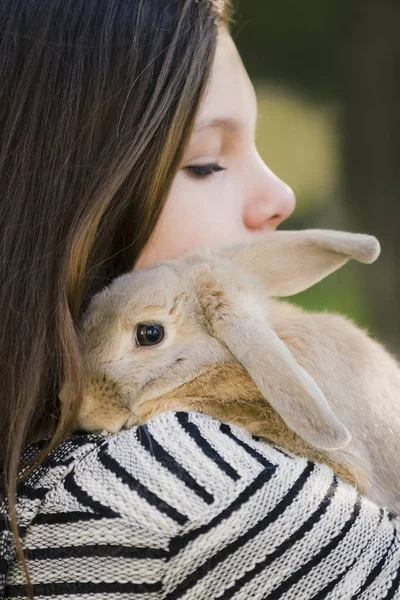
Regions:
[[231, 0, 400, 355]]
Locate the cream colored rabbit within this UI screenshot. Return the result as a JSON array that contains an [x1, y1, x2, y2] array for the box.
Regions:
[[60, 229, 400, 513]]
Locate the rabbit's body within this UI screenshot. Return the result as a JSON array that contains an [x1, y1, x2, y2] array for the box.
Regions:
[[61, 229, 400, 513], [132, 329, 359, 491], [269, 300, 400, 510], [132, 299, 400, 510]]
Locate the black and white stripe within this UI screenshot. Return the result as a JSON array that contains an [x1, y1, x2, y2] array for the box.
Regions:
[[136, 427, 214, 505], [1, 411, 400, 599]]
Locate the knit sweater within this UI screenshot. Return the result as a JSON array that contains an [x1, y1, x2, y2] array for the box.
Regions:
[[1, 411, 400, 599]]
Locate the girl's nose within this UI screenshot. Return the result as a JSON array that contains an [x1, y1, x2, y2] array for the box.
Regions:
[[243, 157, 296, 232]]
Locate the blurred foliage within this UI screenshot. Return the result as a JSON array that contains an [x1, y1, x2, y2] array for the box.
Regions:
[[255, 83, 340, 213], [252, 83, 371, 331], [231, 0, 344, 100], [230, 0, 400, 353]]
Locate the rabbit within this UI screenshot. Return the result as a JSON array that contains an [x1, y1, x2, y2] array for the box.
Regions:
[[59, 229, 400, 513]]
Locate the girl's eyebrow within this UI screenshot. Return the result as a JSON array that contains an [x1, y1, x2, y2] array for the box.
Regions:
[[193, 113, 259, 134]]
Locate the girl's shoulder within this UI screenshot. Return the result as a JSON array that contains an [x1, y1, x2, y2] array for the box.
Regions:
[[2, 412, 399, 599], [1, 412, 294, 593], [9, 410, 297, 535]]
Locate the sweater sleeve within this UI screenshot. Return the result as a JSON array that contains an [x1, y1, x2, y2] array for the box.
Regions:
[[5, 411, 400, 599]]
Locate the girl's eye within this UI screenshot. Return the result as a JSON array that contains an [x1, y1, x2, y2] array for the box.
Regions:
[[186, 163, 226, 179], [135, 323, 165, 347]]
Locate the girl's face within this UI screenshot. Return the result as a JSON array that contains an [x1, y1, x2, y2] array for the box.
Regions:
[[134, 28, 296, 270]]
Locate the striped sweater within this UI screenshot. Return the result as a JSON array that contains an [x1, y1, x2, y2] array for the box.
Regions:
[[1, 411, 400, 599]]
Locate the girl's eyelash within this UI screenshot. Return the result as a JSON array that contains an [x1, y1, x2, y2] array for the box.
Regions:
[[186, 163, 226, 178]]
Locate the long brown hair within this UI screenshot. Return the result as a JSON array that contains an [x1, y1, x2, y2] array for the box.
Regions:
[[0, 0, 232, 594]]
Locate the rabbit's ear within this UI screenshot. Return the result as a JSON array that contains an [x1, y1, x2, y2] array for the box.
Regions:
[[216, 229, 380, 297], [211, 314, 351, 450]]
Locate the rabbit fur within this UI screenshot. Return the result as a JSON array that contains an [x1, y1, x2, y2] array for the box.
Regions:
[[60, 229, 400, 513]]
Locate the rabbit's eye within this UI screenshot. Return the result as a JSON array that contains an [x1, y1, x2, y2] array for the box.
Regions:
[[135, 323, 165, 347]]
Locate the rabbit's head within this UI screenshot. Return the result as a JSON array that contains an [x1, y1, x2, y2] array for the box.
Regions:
[[62, 229, 380, 450]]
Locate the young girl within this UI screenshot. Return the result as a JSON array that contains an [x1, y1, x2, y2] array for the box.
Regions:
[[1, 1, 399, 598]]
